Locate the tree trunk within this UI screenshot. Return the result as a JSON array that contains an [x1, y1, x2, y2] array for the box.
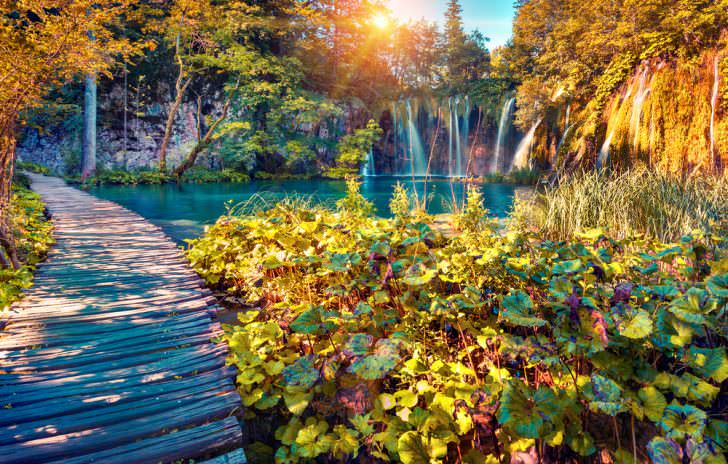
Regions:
[[0, 128, 20, 270], [158, 75, 191, 173], [82, 73, 97, 179], [173, 88, 236, 178]]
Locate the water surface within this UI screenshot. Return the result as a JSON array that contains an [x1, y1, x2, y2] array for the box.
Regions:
[[91, 177, 523, 242]]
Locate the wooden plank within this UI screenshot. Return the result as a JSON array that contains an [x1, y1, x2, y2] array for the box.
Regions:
[[1, 379, 236, 445], [3, 329, 222, 372], [0, 368, 235, 427], [0, 390, 241, 463], [0, 311, 212, 351], [1, 345, 230, 394], [45, 417, 242, 464], [0, 312, 211, 350], [200, 448, 248, 464]]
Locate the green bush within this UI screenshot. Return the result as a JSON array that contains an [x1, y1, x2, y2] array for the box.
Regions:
[[1, 186, 54, 310], [187, 184, 728, 463], [15, 161, 51, 175]]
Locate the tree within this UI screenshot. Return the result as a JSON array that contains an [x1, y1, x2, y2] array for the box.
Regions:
[[0, 1, 137, 268], [82, 73, 97, 179]]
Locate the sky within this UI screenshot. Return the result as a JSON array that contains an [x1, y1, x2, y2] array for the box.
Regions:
[[386, 0, 515, 48]]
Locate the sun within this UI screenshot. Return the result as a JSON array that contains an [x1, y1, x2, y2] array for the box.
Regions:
[[372, 12, 391, 30]]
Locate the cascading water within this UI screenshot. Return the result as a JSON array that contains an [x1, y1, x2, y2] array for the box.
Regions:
[[493, 97, 516, 173], [392, 102, 398, 171], [564, 104, 571, 132], [406, 99, 427, 176], [454, 97, 463, 177], [461, 96, 470, 176], [710, 55, 720, 164], [361, 149, 375, 177], [510, 119, 542, 172], [448, 97, 454, 177], [630, 68, 650, 150], [598, 74, 640, 169]]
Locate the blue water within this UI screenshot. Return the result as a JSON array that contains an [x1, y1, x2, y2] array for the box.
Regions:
[[91, 177, 522, 242]]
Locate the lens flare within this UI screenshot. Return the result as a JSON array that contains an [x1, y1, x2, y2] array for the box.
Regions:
[[372, 13, 390, 29]]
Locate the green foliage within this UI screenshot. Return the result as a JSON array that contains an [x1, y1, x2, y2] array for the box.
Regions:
[[1, 186, 53, 310], [326, 120, 382, 179], [188, 177, 728, 462], [15, 161, 50, 175], [75, 168, 250, 186]]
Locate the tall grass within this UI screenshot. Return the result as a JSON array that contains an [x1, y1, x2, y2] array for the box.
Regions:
[[516, 169, 728, 242]]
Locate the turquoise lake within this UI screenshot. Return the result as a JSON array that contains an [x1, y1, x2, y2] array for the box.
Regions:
[[91, 177, 524, 243]]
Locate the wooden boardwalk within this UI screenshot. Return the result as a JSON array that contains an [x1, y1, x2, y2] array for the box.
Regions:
[[0, 174, 245, 464]]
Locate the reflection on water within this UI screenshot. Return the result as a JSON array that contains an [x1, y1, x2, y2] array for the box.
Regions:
[[91, 177, 526, 243]]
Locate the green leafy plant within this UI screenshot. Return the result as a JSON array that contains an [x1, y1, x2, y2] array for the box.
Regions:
[[188, 179, 728, 463]]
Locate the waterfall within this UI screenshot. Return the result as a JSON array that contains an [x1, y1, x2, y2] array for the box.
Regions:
[[448, 97, 454, 177], [564, 104, 571, 132], [406, 99, 427, 176], [630, 68, 650, 150], [392, 102, 398, 172], [361, 149, 375, 177], [462, 96, 470, 176], [710, 55, 720, 165], [597, 130, 614, 170], [510, 119, 542, 172], [598, 73, 641, 170], [493, 97, 516, 173], [454, 97, 463, 177]]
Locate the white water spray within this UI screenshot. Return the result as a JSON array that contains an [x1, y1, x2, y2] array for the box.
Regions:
[[454, 97, 463, 177], [462, 96, 470, 176], [510, 119, 542, 172], [630, 68, 650, 150], [710, 55, 720, 165], [406, 100, 427, 176], [448, 97, 454, 177], [493, 97, 516, 173]]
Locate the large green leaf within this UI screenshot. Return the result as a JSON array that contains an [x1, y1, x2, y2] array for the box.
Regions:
[[500, 290, 547, 328], [402, 263, 437, 286], [497, 383, 557, 438], [660, 402, 707, 441], [397, 431, 430, 464], [281, 356, 319, 390], [290, 306, 336, 335], [668, 288, 712, 325], [619, 309, 653, 339], [706, 273, 728, 298], [647, 437, 682, 464], [638, 386, 667, 422], [686, 347, 728, 382], [588, 374, 625, 416], [552, 259, 583, 275], [348, 338, 401, 380]]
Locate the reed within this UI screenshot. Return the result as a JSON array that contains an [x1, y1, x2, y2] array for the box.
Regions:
[[517, 169, 728, 242]]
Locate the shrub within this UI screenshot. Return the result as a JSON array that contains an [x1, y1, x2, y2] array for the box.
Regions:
[[1, 186, 53, 310]]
